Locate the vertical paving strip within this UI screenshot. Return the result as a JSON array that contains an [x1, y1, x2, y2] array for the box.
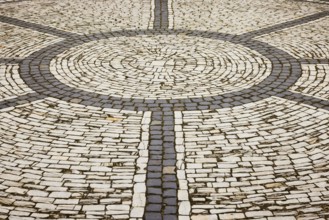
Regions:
[[144, 111, 178, 220], [153, 0, 169, 29]]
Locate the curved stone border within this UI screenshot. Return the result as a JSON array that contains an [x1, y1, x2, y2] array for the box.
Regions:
[[18, 29, 302, 112]]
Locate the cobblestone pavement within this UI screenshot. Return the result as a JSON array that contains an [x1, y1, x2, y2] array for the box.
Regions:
[[0, 0, 329, 219]]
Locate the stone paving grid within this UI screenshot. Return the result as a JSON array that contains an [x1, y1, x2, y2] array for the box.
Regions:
[[0, 0, 328, 219]]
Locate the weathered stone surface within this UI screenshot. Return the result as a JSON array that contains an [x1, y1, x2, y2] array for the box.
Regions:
[[0, 0, 328, 219]]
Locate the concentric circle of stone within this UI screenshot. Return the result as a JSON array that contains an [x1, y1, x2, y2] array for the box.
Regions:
[[51, 34, 271, 99], [20, 30, 302, 111]]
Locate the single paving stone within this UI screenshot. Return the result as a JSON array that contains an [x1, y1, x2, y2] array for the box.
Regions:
[[146, 204, 162, 212], [148, 195, 162, 204], [164, 206, 177, 214], [163, 189, 177, 197], [164, 215, 177, 220], [144, 212, 162, 220], [83, 205, 105, 211], [246, 211, 273, 218], [147, 179, 162, 187], [49, 192, 71, 198]]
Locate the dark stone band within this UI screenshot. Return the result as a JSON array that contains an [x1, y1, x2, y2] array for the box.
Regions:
[[15, 30, 303, 112], [238, 11, 329, 39], [0, 10, 328, 112], [300, 58, 329, 65], [0, 0, 30, 4], [277, 91, 329, 111], [0, 15, 80, 38], [0, 93, 46, 110], [154, 0, 169, 30], [144, 112, 177, 220]]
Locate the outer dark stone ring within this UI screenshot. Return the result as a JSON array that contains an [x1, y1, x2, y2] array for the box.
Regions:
[[20, 29, 302, 112]]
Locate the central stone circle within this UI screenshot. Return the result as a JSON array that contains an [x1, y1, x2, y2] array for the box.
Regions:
[[20, 30, 301, 111], [51, 34, 272, 99]]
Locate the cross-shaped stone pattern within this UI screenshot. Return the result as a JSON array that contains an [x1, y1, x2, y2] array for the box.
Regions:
[[0, 0, 328, 219]]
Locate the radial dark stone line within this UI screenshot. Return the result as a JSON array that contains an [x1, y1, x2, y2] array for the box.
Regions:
[[11, 30, 303, 111], [1, 29, 328, 112], [1, 9, 328, 111], [153, 0, 169, 30], [299, 58, 329, 65], [153, 0, 161, 29], [276, 91, 329, 111], [238, 11, 329, 39], [0, 0, 30, 4], [144, 111, 178, 220], [0, 15, 80, 38], [0, 58, 23, 64], [0, 93, 46, 109], [295, 0, 329, 5], [160, 0, 169, 29]]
